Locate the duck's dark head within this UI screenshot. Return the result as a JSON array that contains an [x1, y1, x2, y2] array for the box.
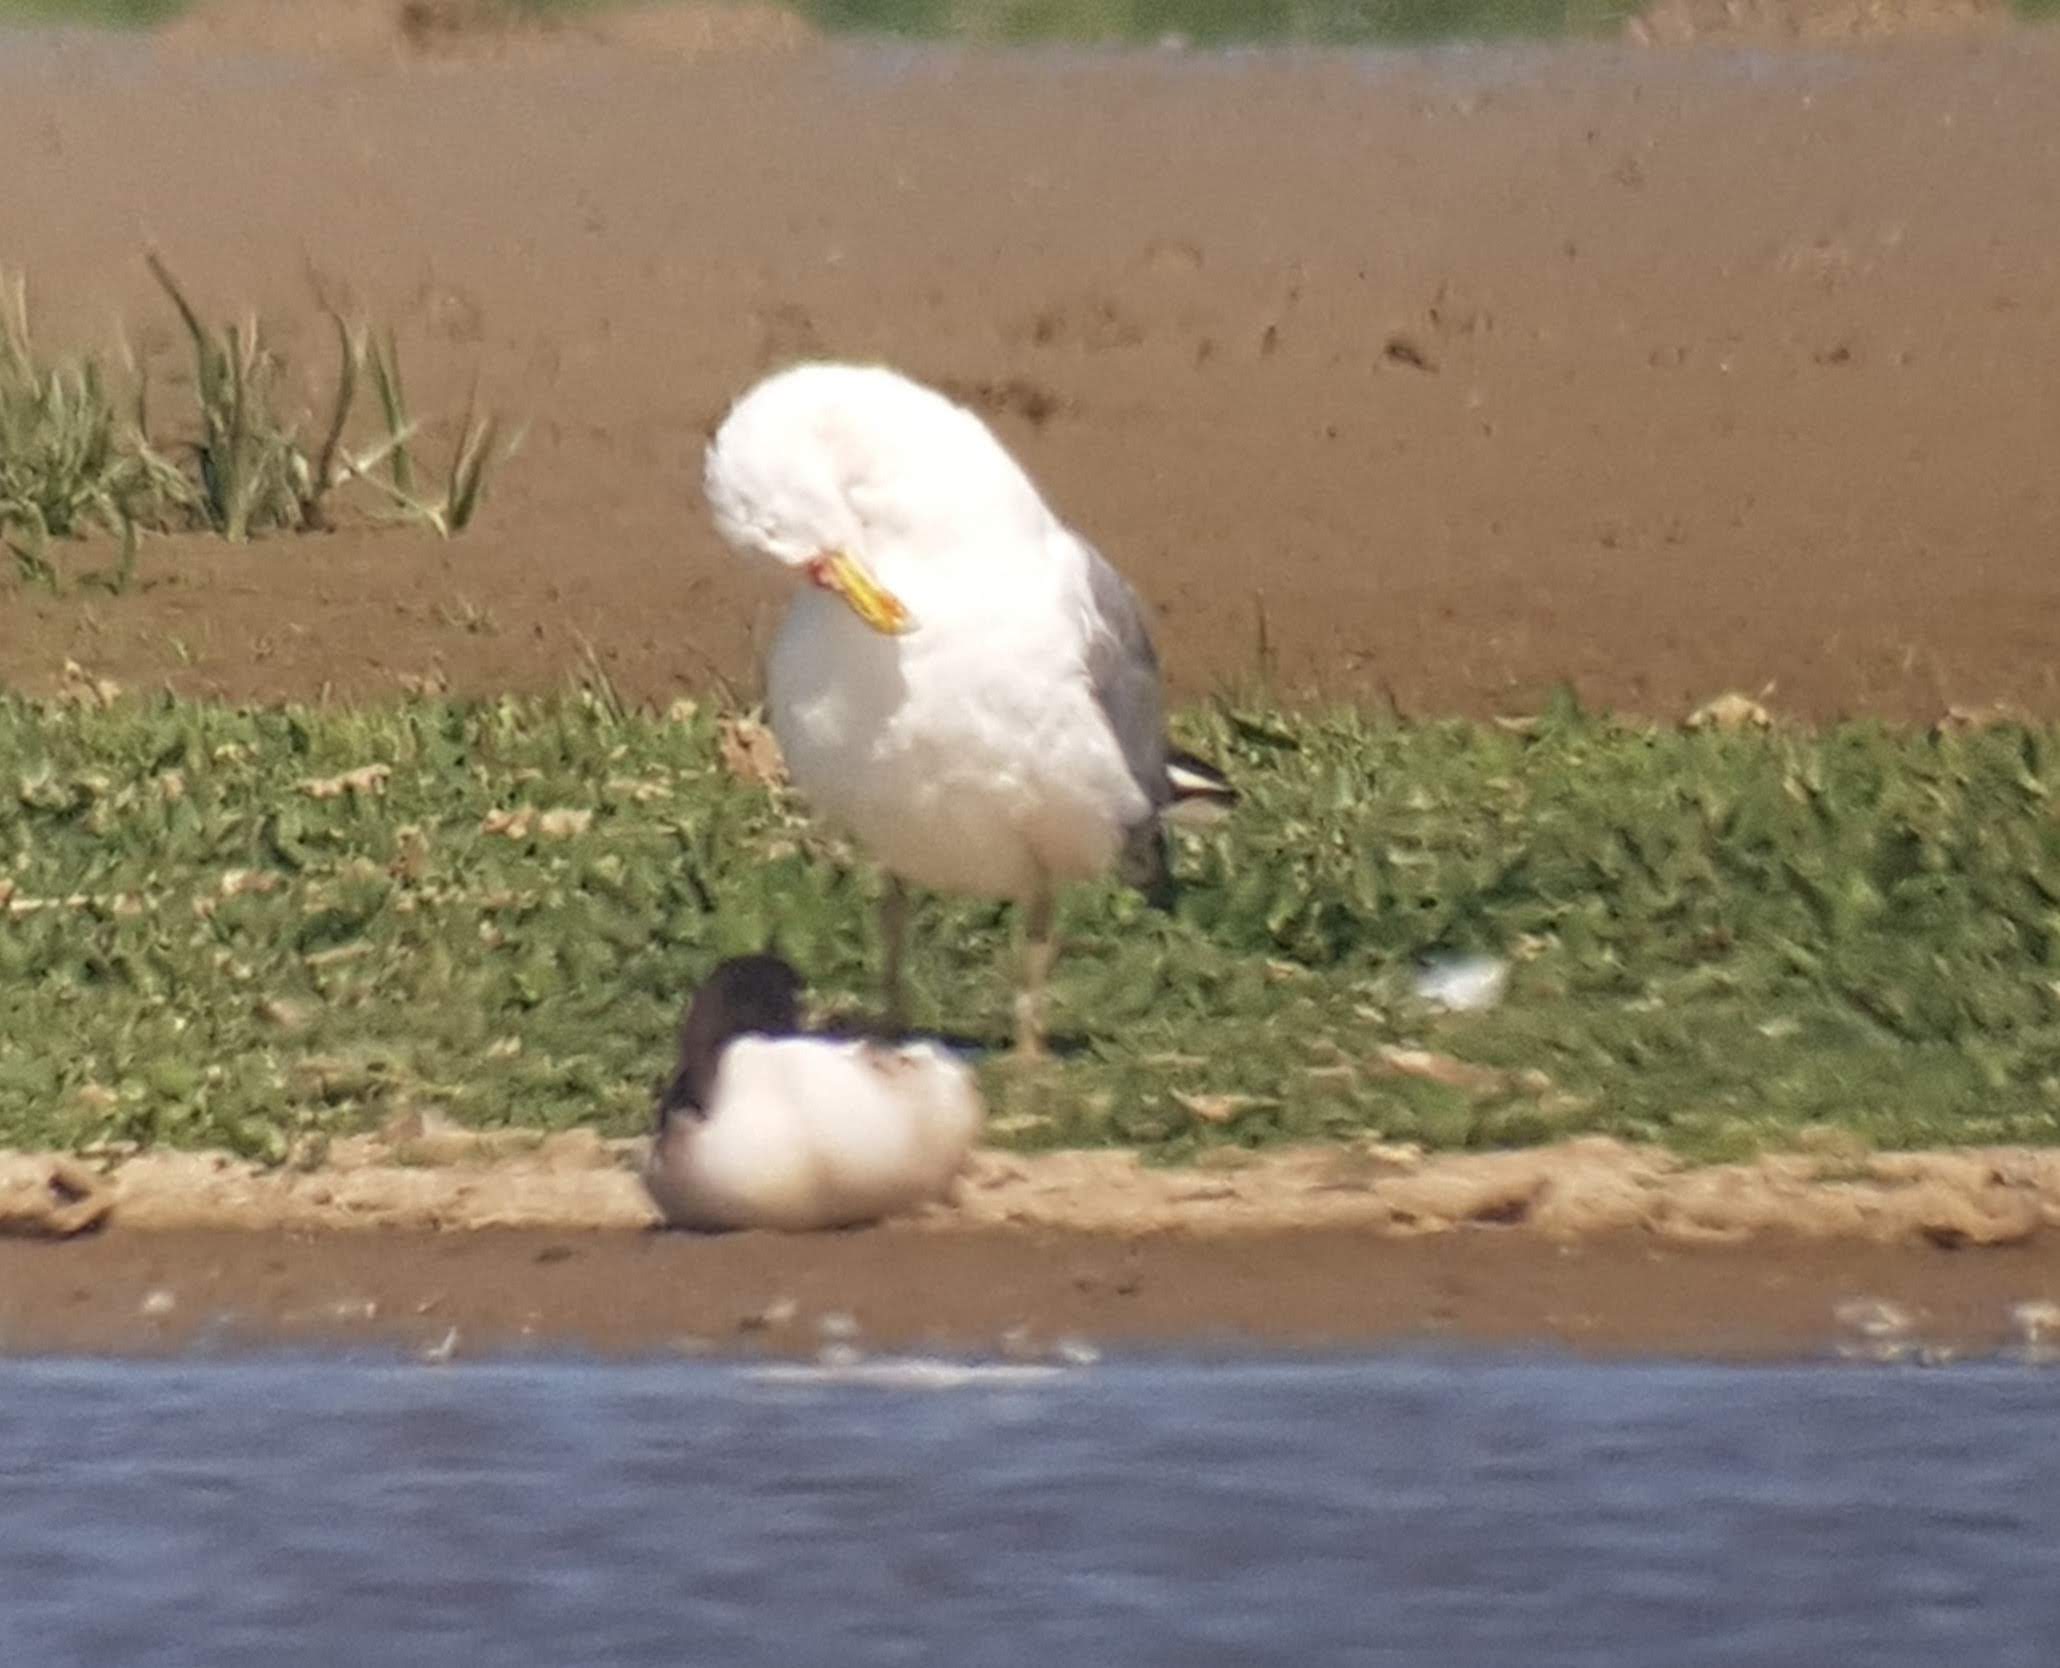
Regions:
[[656, 955, 806, 1126]]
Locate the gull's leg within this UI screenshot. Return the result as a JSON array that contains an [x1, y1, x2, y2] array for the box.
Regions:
[[879, 875, 911, 1038], [1012, 885, 1058, 1061]]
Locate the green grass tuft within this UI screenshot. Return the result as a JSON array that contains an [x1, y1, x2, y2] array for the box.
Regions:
[[4, 691, 2060, 1164], [0, 273, 183, 577], [0, 255, 513, 570], [355, 332, 520, 539]]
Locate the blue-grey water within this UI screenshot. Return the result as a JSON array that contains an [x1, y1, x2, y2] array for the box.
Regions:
[[3, 1354, 2055, 1666]]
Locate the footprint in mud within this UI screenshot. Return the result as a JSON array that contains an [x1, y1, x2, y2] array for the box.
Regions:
[[1016, 296, 1146, 353], [1135, 239, 1204, 278], [751, 302, 823, 368], [936, 376, 1070, 429]]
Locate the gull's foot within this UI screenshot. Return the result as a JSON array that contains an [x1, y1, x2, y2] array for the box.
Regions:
[[875, 982, 911, 1042]]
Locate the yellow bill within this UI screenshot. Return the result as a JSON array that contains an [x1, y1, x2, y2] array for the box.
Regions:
[[806, 550, 914, 636]]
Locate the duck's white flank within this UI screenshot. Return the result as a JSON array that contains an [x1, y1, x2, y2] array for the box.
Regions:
[[642, 1035, 984, 1233]]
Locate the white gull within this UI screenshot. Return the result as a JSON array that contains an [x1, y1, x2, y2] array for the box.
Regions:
[[702, 362, 1235, 1056]]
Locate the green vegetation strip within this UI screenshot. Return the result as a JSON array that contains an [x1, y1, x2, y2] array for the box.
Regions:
[[5, 692, 2060, 1163], [0, 0, 1627, 43], [10, 0, 2053, 47]]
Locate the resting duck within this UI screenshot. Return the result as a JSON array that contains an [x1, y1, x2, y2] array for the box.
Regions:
[[644, 955, 985, 1232]]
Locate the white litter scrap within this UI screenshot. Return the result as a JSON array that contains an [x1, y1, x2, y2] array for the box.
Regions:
[[2009, 1301, 2060, 1366], [1413, 954, 1511, 1014]]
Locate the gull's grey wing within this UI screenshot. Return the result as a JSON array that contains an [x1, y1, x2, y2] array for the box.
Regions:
[[1082, 544, 1178, 904], [1082, 543, 1171, 815]]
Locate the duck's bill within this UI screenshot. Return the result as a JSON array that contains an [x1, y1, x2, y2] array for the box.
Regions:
[[807, 550, 914, 635]]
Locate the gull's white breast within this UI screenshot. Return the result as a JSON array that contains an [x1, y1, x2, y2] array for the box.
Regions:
[[643, 1036, 985, 1232], [767, 531, 1150, 901]]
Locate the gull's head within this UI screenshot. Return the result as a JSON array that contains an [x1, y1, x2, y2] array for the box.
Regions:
[[702, 361, 1052, 636]]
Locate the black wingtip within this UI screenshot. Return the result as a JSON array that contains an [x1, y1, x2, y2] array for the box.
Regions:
[[1165, 748, 1238, 808]]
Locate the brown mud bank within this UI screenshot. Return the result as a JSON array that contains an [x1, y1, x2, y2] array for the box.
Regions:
[[4, 30, 2060, 720], [3, 1139, 2059, 1359], [2, 1224, 2056, 1365]]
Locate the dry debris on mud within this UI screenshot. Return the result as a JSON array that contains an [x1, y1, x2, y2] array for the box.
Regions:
[[6, 1132, 2056, 1247]]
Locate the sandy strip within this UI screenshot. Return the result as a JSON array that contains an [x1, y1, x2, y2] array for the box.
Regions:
[[4, 1133, 2056, 1246]]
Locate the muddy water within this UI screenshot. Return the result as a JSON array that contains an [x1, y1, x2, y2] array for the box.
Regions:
[[3, 1353, 2055, 1665]]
